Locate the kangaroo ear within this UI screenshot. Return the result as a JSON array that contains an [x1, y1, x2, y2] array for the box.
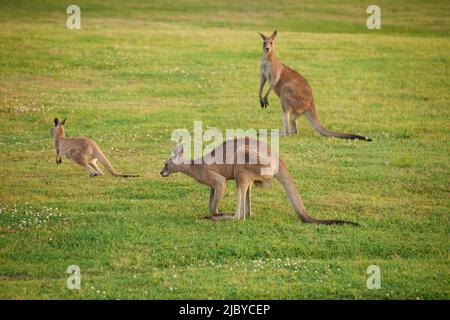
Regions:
[[60, 118, 66, 125], [54, 118, 59, 126], [257, 32, 267, 40], [270, 30, 277, 39], [171, 144, 184, 160]]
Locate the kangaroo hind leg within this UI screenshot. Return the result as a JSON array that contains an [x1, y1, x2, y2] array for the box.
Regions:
[[72, 156, 97, 176], [290, 118, 298, 134], [235, 182, 251, 220], [208, 174, 234, 221], [209, 184, 226, 216], [89, 159, 104, 176], [281, 112, 290, 137], [245, 183, 252, 217], [82, 161, 98, 176]]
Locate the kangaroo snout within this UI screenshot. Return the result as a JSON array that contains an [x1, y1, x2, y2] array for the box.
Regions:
[[160, 169, 168, 177]]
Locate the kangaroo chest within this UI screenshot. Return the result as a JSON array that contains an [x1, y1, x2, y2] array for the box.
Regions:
[[260, 59, 272, 81]]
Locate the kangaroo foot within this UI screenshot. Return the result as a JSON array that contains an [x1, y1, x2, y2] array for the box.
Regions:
[[211, 214, 235, 221]]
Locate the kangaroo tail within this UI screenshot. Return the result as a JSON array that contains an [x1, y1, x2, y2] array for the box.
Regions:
[[274, 159, 359, 226], [94, 148, 139, 178], [305, 110, 372, 141]]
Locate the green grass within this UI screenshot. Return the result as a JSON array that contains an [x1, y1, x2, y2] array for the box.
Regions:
[[0, 0, 449, 299]]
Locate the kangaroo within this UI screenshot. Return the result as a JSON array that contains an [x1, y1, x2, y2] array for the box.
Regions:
[[160, 137, 358, 225], [258, 30, 372, 141], [50, 117, 138, 177]]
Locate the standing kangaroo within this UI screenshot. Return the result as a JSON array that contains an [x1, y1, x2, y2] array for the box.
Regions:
[[51, 117, 138, 177], [160, 137, 358, 225], [258, 30, 372, 141]]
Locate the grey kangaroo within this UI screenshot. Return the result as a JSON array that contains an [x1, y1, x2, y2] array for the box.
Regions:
[[160, 137, 358, 225], [258, 30, 372, 140], [51, 117, 138, 177]]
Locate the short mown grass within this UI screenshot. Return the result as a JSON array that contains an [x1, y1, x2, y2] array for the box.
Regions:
[[0, 0, 448, 299]]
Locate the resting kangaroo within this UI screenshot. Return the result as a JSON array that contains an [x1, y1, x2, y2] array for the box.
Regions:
[[51, 117, 138, 177], [160, 137, 358, 225], [258, 30, 372, 141]]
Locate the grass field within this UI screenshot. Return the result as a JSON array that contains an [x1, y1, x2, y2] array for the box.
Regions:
[[0, 0, 449, 299]]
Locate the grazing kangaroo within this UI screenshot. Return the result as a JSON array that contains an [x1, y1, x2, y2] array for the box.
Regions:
[[160, 137, 358, 225], [258, 30, 372, 141], [50, 117, 138, 177]]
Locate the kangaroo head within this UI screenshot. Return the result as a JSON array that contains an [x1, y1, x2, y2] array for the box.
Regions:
[[51, 117, 66, 137], [258, 30, 277, 54], [160, 144, 184, 177]]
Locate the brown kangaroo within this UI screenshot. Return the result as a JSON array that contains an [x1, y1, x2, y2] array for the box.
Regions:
[[51, 117, 138, 177], [160, 137, 358, 225], [258, 30, 372, 141]]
